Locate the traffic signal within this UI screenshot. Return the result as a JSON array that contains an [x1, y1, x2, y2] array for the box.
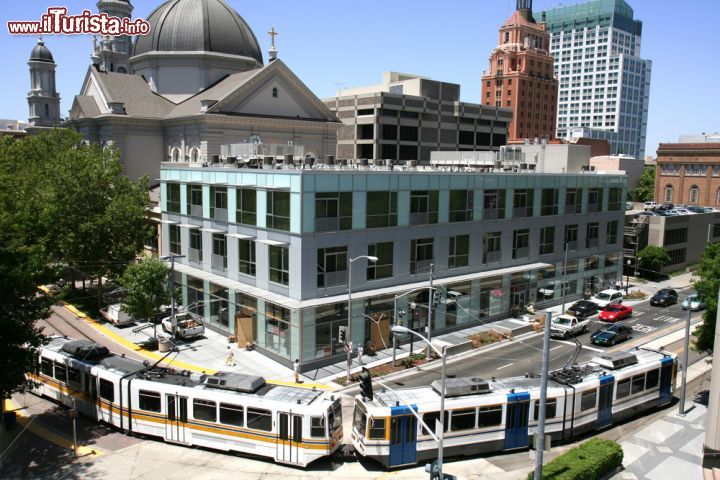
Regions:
[[432, 291, 442, 308], [339, 325, 346, 343], [359, 367, 373, 400]]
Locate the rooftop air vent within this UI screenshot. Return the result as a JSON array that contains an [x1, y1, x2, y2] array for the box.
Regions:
[[431, 377, 491, 397], [61, 340, 110, 359], [204, 372, 266, 393], [592, 352, 638, 370]]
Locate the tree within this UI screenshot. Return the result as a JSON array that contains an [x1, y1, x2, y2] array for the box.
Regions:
[[633, 166, 656, 202], [2, 129, 152, 307], [637, 245, 671, 278], [120, 257, 171, 322], [692, 242, 720, 353]]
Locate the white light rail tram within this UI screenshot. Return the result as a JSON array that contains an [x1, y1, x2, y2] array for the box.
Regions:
[[31, 337, 343, 467], [351, 348, 677, 468]]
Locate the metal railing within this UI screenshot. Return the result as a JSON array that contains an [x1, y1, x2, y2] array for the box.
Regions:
[[315, 217, 339, 232], [411, 259, 433, 275], [483, 250, 502, 264], [211, 254, 227, 271], [410, 212, 430, 225], [188, 248, 202, 264], [189, 204, 203, 218], [213, 208, 228, 223], [321, 270, 349, 288], [513, 247, 529, 259], [483, 208, 502, 220]]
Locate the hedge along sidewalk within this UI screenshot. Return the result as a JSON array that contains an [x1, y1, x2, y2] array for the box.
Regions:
[[528, 438, 623, 480]]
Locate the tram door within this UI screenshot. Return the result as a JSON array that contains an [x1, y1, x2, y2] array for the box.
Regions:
[[388, 406, 417, 467], [276, 412, 303, 464], [659, 357, 674, 406], [165, 394, 189, 444], [504, 392, 530, 450], [597, 376, 614, 430]]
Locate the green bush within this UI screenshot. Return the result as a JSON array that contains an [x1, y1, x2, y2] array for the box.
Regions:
[[528, 438, 623, 480]]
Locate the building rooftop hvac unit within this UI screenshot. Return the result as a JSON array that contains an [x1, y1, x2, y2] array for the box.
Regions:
[[204, 372, 266, 393], [432, 377, 491, 397], [592, 352, 639, 370]]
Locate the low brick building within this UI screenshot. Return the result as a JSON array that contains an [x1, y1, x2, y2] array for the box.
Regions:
[[655, 142, 720, 206]]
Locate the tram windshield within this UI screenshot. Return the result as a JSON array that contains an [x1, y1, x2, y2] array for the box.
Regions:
[[329, 401, 343, 434], [353, 402, 367, 436]]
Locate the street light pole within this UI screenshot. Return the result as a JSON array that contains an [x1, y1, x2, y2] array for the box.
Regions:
[[678, 303, 692, 416], [534, 310, 553, 479], [391, 326, 446, 480], [392, 285, 437, 367], [392, 296, 398, 367], [427, 263, 434, 361], [161, 254, 185, 339], [347, 255, 378, 382], [626, 259, 631, 295]]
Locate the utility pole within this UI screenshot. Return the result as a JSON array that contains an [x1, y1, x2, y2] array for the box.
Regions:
[[561, 242, 569, 314], [426, 263, 434, 361], [678, 304, 692, 415], [160, 254, 185, 339], [534, 310, 552, 479]]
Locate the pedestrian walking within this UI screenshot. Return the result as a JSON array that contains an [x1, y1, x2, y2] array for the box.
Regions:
[[357, 344, 364, 366], [225, 346, 234, 366], [293, 358, 300, 383]]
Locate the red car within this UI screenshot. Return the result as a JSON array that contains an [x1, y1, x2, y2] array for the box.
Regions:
[[598, 304, 633, 322]]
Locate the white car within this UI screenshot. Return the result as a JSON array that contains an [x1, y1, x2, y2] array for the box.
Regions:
[[672, 208, 695, 215], [591, 289, 624, 308], [643, 201, 657, 211]]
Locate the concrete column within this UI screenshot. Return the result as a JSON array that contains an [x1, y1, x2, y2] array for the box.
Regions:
[[703, 289, 720, 468]]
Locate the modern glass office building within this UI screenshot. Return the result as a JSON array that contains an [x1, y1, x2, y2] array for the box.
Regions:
[[160, 162, 625, 370], [539, 0, 651, 159]]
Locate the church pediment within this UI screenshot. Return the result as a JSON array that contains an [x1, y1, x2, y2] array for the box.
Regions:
[[208, 60, 339, 122]]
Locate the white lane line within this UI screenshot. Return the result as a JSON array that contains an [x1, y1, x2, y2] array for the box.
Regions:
[[550, 345, 563, 351], [635, 311, 646, 316], [552, 339, 605, 352], [497, 362, 514, 370]]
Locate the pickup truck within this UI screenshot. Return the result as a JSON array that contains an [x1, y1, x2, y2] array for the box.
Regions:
[[161, 312, 205, 340], [550, 314, 589, 339], [100, 303, 134, 327]]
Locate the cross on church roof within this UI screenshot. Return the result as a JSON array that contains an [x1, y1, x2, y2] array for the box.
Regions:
[[268, 27, 278, 49]]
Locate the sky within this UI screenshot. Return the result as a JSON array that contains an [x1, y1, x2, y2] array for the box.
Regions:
[[0, 0, 717, 157]]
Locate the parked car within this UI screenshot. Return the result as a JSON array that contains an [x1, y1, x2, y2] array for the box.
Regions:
[[664, 210, 681, 216], [638, 211, 659, 217], [598, 304, 633, 322], [626, 202, 634, 211], [538, 281, 569, 299], [566, 300, 599, 319], [688, 206, 707, 214], [704, 207, 720, 212], [682, 293, 706, 311], [161, 312, 205, 340], [591, 289, 624, 308], [643, 201, 657, 211], [550, 314, 589, 339], [671, 208, 695, 215], [650, 288, 678, 307], [590, 324, 633, 346], [100, 303, 134, 327]]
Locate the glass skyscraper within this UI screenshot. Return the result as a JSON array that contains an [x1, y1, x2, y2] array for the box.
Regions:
[[539, 0, 651, 159]]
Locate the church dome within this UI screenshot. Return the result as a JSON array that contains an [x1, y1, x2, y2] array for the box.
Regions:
[[133, 0, 263, 66], [30, 39, 54, 63]]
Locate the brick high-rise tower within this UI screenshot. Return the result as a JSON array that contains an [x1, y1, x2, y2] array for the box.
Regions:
[[482, 0, 558, 142]]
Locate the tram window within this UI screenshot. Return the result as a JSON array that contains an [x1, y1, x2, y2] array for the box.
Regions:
[[40, 358, 53, 377], [53, 362, 68, 384], [450, 408, 477, 431], [99, 379, 114, 402], [533, 399, 557, 420], [631, 374, 645, 395], [67, 367, 81, 388], [368, 418, 386, 439], [247, 407, 272, 432], [616, 378, 631, 399], [477, 405, 503, 428], [581, 389, 597, 411], [645, 369, 659, 389], [353, 408, 367, 436], [310, 416, 325, 438], [139, 390, 161, 412], [219, 403, 244, 427], [193, 399, 217, 422], [422, 412, 449, 435]]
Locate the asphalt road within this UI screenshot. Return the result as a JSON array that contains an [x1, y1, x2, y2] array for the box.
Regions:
[[386, 286, 704, 389]]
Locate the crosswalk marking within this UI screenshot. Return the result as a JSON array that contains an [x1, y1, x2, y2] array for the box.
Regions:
[[551, 339, 605, 352]]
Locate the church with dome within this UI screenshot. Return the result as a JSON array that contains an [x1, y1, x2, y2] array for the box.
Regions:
[[61, 0, 340, 180]]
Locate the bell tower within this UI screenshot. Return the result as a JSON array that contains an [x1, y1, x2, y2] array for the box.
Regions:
[[28, 38, 61, 128], [92, 0, 134, 73]]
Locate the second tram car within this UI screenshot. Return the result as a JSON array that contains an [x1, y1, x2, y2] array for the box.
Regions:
[[351, 348, 677, 468]]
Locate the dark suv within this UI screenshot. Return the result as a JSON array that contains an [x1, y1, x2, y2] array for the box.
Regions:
[[566, 300, 599, 319], [650, 288, 678, 307]]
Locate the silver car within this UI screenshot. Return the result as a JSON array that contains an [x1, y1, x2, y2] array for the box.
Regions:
[[682, 293, 706, 311]]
